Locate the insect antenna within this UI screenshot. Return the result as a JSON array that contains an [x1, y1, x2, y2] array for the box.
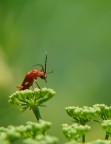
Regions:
[[42, 50, 53, 74], [44, 51, 47, 73], [46, 70, 53, 74]]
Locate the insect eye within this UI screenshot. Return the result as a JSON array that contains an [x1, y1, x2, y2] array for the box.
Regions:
[[40, 75, 44, 79]]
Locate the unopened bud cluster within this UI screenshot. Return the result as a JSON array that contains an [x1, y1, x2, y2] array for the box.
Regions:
[[65, 139, 111, 144], [93, 104, 111, 120], [62, 123, 90, 141], [9, 88, 56, 111], [0, 120, 58, 144], [102, 120, 111, 135], [64, 104, 111, 143], [65, 106, 97, 124], [24, 135, 59, 144]]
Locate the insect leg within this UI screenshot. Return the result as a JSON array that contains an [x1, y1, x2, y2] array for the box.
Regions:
[[32, 84, 34, 90], [34, 79, 41, 89]]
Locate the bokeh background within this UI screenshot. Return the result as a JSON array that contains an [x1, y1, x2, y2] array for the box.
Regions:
[[0, 0, 111, 143]]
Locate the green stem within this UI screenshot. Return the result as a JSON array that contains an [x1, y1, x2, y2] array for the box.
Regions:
[[105, 132, 109, 140], [93, 119, 101, 123], [32, 106, 41, 121], [82, 134, 85, 143]]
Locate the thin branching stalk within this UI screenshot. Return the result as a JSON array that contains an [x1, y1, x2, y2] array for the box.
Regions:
[[93, 119, 101, 123], [105, 132, 109, 140], [82, 123, 86, 143], [32, 106, 41, 121], [82, 134, 85, 143]]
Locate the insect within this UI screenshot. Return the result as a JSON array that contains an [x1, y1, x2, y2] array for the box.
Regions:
[[17, 52, 53, 90]]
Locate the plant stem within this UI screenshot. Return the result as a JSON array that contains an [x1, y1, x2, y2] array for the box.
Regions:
[[105, 132, 109, 140], [32, 106, 41, 121], [93, 119, 101, 123], [82, 134, 85, 143]]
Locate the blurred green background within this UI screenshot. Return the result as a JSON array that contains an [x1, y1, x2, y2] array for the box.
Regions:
[[0, 0, 111, 143]]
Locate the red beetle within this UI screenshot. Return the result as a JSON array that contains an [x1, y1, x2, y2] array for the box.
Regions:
[[17, 53, 52, 90]]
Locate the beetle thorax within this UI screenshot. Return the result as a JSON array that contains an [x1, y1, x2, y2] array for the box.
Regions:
[[37, 71, 44, 77]]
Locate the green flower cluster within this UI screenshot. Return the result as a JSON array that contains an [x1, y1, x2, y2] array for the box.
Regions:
[[9, 88, 56, 111], [0, 120, 58, 144], [64, 104, 111, 143], [24, 135, 58, 144], [65, 140, 78, 144], [93, 104, 111, 120], [65, 139, 111, 144], [65, 106, 97, 124], [62, 123, 90, 141], [86, 139, 111, 144], [102, 120, 111, 135]]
